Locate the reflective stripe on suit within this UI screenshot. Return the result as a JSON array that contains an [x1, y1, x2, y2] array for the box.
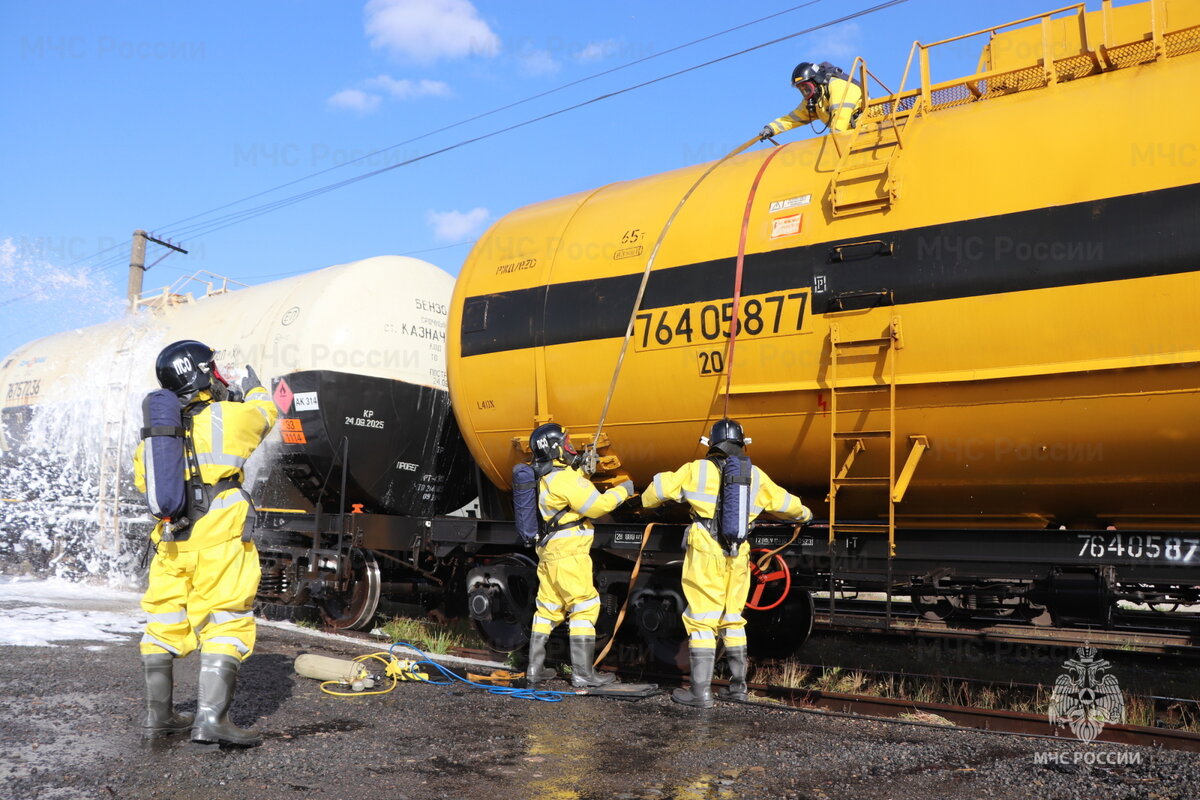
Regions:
[[133, 385, 278, 660], [642, 459, 811, 650], [768, 77, 863, 134], [532, 464, 632, 638]]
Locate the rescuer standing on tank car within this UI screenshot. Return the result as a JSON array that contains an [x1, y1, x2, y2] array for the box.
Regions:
[[134, 340, 278, 747], [517, 422, 636, 689], [760, 61, 863, 138], [642, 419, 812, 708]]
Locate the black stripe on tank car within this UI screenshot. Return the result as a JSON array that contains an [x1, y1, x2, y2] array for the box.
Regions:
[[459, 183, 1200, 358]]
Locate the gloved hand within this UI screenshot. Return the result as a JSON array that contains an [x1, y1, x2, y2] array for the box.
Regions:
[[238, 365, 262, 397], [759, 125, 776, 141], [618, 479, 636, 497]]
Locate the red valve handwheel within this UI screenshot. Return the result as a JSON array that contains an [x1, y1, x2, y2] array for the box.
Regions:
[[745, 549, 791, 611]]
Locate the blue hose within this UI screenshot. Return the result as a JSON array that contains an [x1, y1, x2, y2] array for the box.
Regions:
[[388, 641, 580, 703]]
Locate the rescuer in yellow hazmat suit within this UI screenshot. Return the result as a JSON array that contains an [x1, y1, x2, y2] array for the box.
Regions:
[[760, 61, 863, 137], [524, 422, 635, 689], [641, 419, 812, 708], [133, 340, 277, 746]]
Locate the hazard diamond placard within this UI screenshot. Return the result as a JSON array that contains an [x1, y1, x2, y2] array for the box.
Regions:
[[273, 378, 294, 414]]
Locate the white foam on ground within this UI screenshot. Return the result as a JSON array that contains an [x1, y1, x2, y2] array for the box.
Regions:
[[0, 576, 141, 603], [0, 578, 505, 667], [0, 604, 143, 647], [0, 576, 143, 647]]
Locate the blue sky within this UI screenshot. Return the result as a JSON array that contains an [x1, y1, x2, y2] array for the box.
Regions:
[[1, 0, 1079, 356]]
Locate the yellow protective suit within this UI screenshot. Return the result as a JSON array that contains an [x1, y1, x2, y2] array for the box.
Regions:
[[531, 463, 633, 639], [767, 76, 863, 134], [642, 458, 812, 650], [133, 385, 278, 660]]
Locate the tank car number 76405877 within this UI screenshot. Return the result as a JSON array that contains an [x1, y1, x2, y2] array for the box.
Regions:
[[1077, 533, 1200, 563], [633, 290, 810, 351]]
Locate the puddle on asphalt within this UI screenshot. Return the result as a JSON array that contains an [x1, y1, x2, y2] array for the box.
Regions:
[[272, 718, 366, 739], [670, 772, 743, 800], [517, 708, 756, 799]]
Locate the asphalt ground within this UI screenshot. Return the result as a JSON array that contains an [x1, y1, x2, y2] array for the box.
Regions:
[[2, 618, 1199, 800]]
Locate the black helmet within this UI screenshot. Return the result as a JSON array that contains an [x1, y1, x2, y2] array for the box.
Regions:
[[708, 418, 746, 447], [529, 422, 577, 463], [791, 61, 822, 86], [155, 340, 226, 398], [701, 418, 751, 458]]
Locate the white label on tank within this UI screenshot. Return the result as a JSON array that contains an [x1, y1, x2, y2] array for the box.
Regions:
[[769, 194, 811, 213], [294, 392, 319, 411]]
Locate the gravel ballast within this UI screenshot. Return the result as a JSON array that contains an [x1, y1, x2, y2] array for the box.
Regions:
[[1, 618, 1197, 799]]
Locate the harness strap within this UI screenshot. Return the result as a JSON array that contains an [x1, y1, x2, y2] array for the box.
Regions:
[[533, 464, 580, 546], [141, 425, 186, 438], [163, 401, 249, 542]]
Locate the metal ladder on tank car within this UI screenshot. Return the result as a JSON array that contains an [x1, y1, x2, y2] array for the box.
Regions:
[[827, 58, 924, 218], [826, 316, 927, 629], [97, 334, 137, 555]]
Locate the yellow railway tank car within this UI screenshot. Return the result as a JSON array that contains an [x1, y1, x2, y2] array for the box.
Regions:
[[447, 1, 1200, 633], [450, 1, 1200, 532]]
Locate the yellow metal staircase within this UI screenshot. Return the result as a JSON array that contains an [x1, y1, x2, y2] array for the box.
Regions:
[[829, 102, 921, 218], [826, 316, 928, 626]]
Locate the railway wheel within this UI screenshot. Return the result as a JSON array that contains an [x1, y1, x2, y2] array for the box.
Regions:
[[746, 588, 814, 659], [630, 563, 688, 670], [466, 554, 537, 653], [910, 585, 963, 622], [319, 548, 382, 630]]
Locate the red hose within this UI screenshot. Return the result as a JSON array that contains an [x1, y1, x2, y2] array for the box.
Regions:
[[723, 144, 790, 417]]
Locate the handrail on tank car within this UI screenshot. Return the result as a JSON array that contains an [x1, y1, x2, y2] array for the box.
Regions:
[[865, 0, 1179, 124], [135, 270, 249, 310], [826, 56, 899, 156]]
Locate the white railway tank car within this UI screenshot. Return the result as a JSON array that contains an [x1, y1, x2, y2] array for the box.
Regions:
[[0, 255, 475, 535]]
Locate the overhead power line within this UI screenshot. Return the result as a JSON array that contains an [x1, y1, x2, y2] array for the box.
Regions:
[[155, 0, 834, 240], [158, 0, 907, 245], [3, 0, 907, 308], [7, 1, 841, 303]]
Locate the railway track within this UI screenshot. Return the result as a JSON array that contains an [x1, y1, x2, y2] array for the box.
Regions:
[[811, 600, 1200, 655], [733, 681, 1200, 753], [283, 620, 1200, 753]]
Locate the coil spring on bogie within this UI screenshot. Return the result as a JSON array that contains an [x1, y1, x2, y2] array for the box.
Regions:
[[259, 570, 288, 593]]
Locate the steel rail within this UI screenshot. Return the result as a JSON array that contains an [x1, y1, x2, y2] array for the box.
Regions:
[[737, 681, 1200, 752], [812, 609, 1200, 655]]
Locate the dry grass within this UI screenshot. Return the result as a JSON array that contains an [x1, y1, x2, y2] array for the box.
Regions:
[[899, 711, 954, 726], [751, 657, 1200, 732], [378, 615, 469, 654]]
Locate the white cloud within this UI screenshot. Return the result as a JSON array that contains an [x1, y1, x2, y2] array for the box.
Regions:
[[576, 39, 618, 62], [327, 88, 382, 114], [365, 0, 500, 62], [518, 48, 560, 77], [425, 207, 490, 242], [809, 21, 862, 64], [364, 75, 452, 100]]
